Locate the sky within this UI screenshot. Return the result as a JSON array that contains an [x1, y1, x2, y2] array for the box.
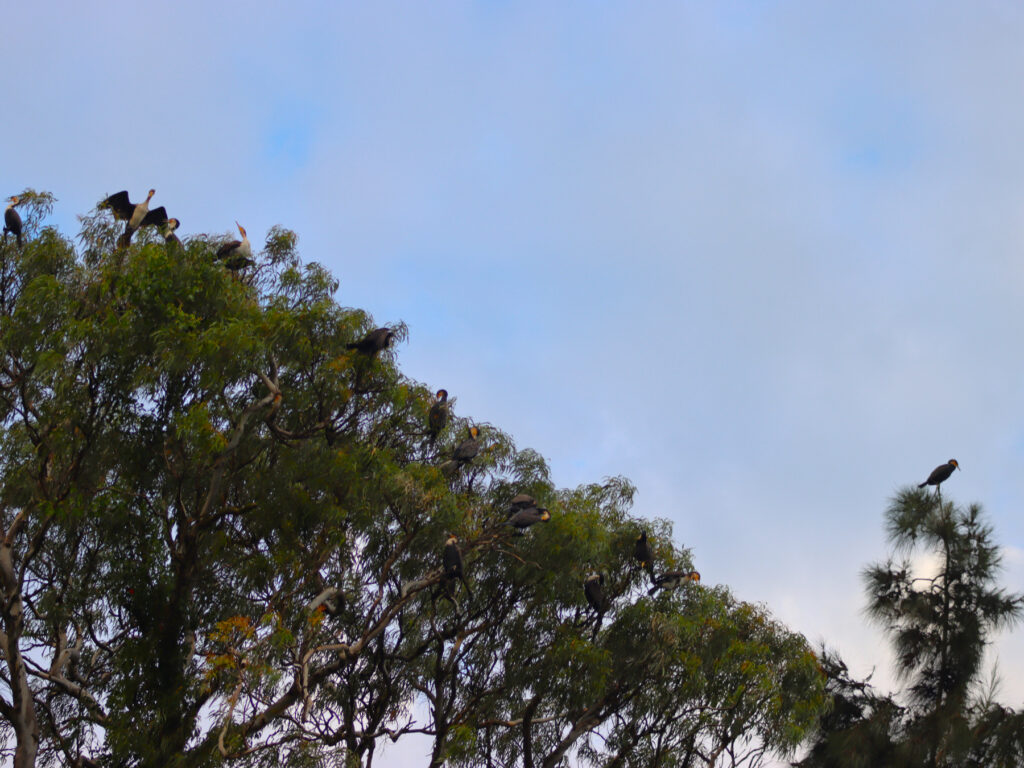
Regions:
[[5, 1, 1024, 762]]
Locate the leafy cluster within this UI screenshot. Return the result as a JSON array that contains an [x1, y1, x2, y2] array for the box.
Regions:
[[0, 193, 825, 767], [799, 489, 1024, 767]]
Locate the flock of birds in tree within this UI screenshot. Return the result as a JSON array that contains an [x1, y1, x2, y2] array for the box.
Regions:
[[341, 334, 701, 622], [0, 191, 964, 628], [3, 189, 256, 272], [343, 342, 962, 624]]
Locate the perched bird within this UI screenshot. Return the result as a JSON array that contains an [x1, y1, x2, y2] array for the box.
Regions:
[[215, 222, 254, 271], [634, 530, 654, 581], [648, 570, 700, 596], [584, 573, 610, 615], [427, 389, 449, 442], [506, 505, 550, 531], [161, 218, 181, 245], [506, 493, 536, 518], [3, 197, 22, 247], [308, 586, 344, 617], [452, 426, 480, 465], [346, 327, 396, 355], [919, 459, 959, 490], [442, 534, 472, 600], [584, 573, 611, 639], [102, 189, 166, 244]]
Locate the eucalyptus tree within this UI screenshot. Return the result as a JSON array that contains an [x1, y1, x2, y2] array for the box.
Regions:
[[0, 191, 826, 767]]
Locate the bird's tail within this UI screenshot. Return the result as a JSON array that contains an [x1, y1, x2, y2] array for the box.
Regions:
[[917, 482, 927, 488], [647, 582, 660, 596]]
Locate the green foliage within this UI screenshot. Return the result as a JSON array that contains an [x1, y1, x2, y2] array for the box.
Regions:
[[799, 488, 1024, 768], [0, 195, 826, 768]]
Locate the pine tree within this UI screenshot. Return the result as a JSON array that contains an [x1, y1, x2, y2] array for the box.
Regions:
[[799, 487, 1024, 767]]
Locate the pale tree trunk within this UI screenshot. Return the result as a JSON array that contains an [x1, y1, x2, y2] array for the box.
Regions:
[[0, 533, 39, 768]]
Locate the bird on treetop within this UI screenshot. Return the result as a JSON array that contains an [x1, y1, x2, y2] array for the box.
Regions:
[[918, 459, 959, 490], [4, 196, 23, 248], [161, 218, 181, 245], [427, 389, 449, 442], [102, 189, 167, 245], [215, 222, 254, 271]]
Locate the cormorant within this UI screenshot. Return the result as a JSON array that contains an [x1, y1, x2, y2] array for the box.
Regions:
[[506, 493, 536, 518], [584, 573, 610, 615], [215, 222, 254, 270], [648, 570, 700, 595], [346, 327, 396, 355], [506, 505, 550, 531], [442, 534, 472, 599], [634, 530, 654, 581], [3, 197, 22, 247], [427, 389, 449, 442], [161, 218, 181, 245], [452, 426, 480, 465], [102, 189, 166, 244], [919, 459, 959, 490]]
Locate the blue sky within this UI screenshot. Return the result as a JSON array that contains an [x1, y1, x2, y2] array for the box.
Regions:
[[5, 2, 1024, 760]]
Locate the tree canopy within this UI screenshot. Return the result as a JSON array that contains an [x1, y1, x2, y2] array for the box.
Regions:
[[0, 192, 825, 768], [799, 488, 1024, 768]]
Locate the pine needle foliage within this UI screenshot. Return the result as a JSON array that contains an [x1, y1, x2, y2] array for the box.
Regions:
[[799, 487, 1024, 768]]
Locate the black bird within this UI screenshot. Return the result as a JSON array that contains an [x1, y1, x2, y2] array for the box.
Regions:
[[918, 459, 959, 490], [3, 197, 22, 247], [584, 573, 611, 640], [506, 493, 536, 518], [634, 530, 654, 581], [347, 327, 396, 355], [584, 573, 610, 615], [648, 570, 700, 596], [452, 426, 480, 465], [427, 389, 449, 442], [102, 189, 167, 244], [442, 534, 472, 600], [215, 222, 254, 270], [506, 505, 550, 531]]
